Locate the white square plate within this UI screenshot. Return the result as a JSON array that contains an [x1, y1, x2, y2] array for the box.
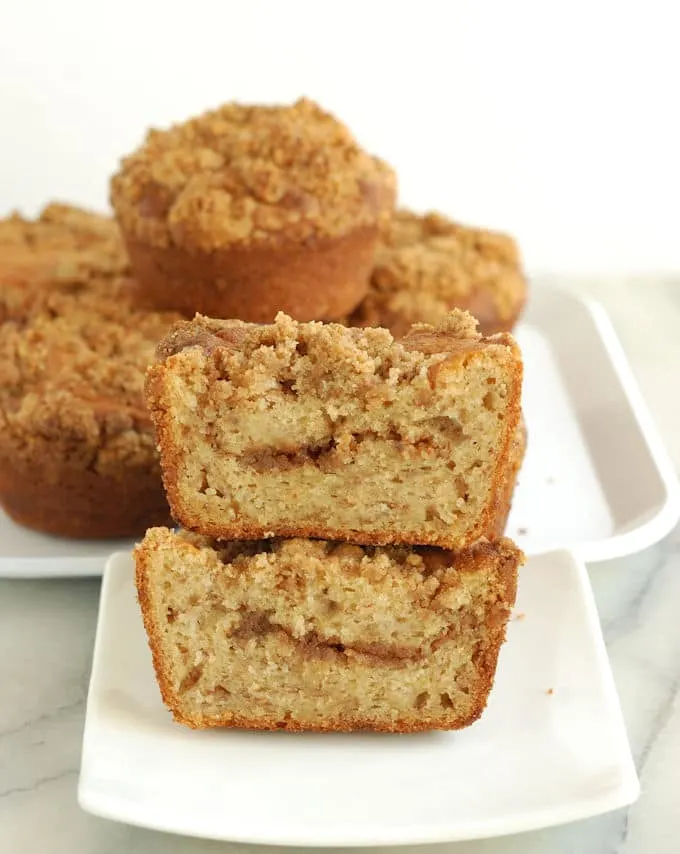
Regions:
[[0, 517, 132, 578], [78, 549, 639, 847], [2, 284, 678, 578]]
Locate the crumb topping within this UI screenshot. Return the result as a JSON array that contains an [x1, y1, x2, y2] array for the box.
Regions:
[[0, 203, 129, 321], [175, 529, 521, 582], [0, 202, 126, 268], [110, 98, 396, 251], [154, 308, 517, 410], [365, 209, 525, 322], [0, 294, 180, 475]]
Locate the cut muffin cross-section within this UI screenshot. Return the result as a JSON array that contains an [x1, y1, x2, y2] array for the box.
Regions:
[[135, 527, 523, 732], [146, 310, 523, 549]]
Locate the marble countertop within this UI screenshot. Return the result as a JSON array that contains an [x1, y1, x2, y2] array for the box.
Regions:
[[2, 278, 679, 854]]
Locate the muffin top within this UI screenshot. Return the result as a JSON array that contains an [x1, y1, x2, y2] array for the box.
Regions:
[[373, 210, 523, 311], [0, 203, 127, 272], [110, 98, 397, 252], [0, 203, 129, 322], [0, 292, 180, 475], [350, 210, 526, 335]]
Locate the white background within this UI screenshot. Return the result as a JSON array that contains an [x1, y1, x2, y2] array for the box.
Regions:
[[1, 0, 678, 275]]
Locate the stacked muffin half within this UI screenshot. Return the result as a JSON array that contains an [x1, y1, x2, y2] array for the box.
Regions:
[[134, 309, 525, 732]]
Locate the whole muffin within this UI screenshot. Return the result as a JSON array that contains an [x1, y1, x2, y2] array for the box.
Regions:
[[110, 98, 396, 322], [349, 210, 527, 336], [0, 290, 180, 538], [0, 203, 129, 322]]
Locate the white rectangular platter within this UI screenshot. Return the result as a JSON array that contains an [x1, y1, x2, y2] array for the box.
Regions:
[[78, 548, 639, 846], [1, 284, 678, 577], [508, 286, 679, 560]]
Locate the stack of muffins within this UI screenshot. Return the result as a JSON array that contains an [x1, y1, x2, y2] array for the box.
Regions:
[[135, 307, 524, 732], [0, 96, 528, 731]]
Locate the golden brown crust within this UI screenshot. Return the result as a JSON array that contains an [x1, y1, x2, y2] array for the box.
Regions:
[[0, 203, 129, 323], [146, 311, 523, 549], [111, 97, 396, 252], [122, 224, 377, 322], [349, 209, 527, 336], [146, 708, 484, 734], [135, 530, 521, 731], [0, 446, 171, 538], [135, 538, 182, 718]]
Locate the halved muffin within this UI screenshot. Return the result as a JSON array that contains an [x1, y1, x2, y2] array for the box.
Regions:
[[146, 310, 523, 549], [135, 527, 523, 731]]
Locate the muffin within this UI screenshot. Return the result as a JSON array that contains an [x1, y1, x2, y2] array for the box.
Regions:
[[135, 527, 523, 732], [110, 98, 396, 322], [145, 310, 523, 549], [0, 291, 180, 538], [0, 203, 128, 322], [349, 210, 527, 336]]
